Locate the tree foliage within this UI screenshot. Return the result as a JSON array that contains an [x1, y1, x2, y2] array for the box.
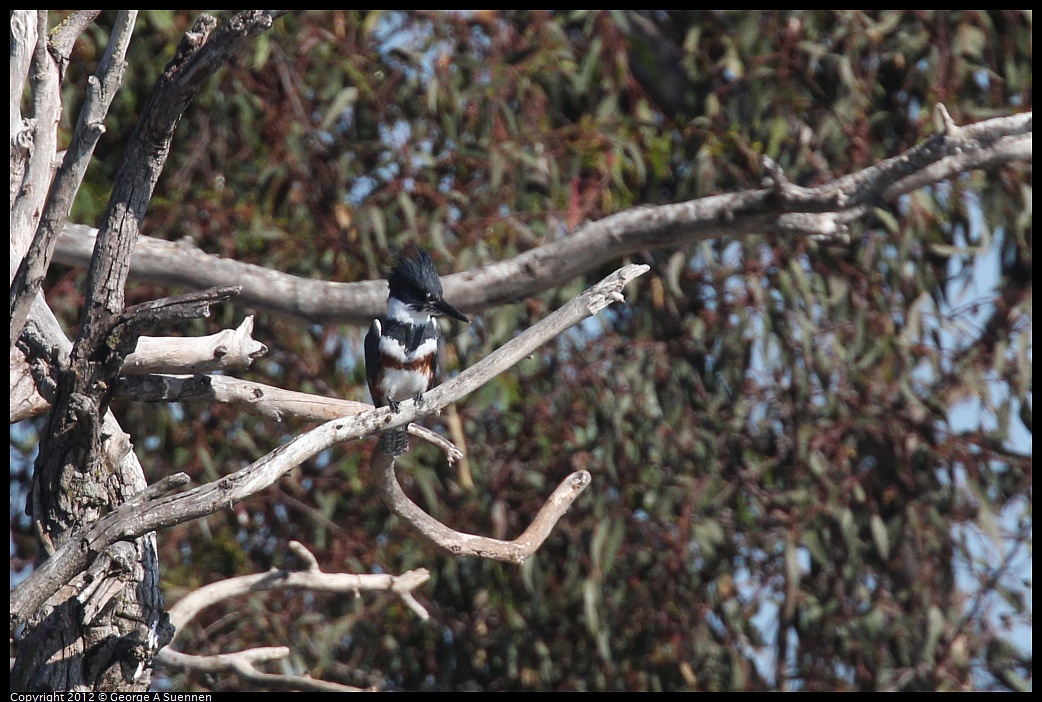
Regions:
[[12, 10, 1031, 691]]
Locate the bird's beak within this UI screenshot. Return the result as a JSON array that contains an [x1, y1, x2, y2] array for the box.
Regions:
[[431, 297, 469, 323]]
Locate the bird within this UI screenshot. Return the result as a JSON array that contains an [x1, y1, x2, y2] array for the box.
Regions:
[[365, 250, 469, 456]]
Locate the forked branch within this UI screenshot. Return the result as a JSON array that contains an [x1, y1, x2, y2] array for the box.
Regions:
[[372, 450, 591, 564]]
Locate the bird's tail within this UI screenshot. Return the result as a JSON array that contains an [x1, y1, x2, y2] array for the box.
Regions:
[[377, 428, 409, 457]]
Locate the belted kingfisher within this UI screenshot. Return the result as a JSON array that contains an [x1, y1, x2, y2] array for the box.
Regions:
[[365, 250, 469, 456]]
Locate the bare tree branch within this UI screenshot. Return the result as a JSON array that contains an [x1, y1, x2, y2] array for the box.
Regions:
[[10, 263, 649, 630], [78, 12, 276, 334], [10, 12, 60, 280], [158, 647, 366, 692], [47, 11, 103, 68], [9, 11, 38, 209], [121, 315, 267, 375], [51, 110, 1031, 325], [153, 541, 429, 691], [18, 284, 243, 425], [373, 449, 591, 563], [107, 286, 244, 359], [11, 308, 266, 422], [163, 542, 431, 632], [15, 308, 456, 456], [10, 11, 136, 346], [55, 222, 388, 323], [117, 373, 369, 419], [113, 373, 463, 460], [11, 473, 190, 631]]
